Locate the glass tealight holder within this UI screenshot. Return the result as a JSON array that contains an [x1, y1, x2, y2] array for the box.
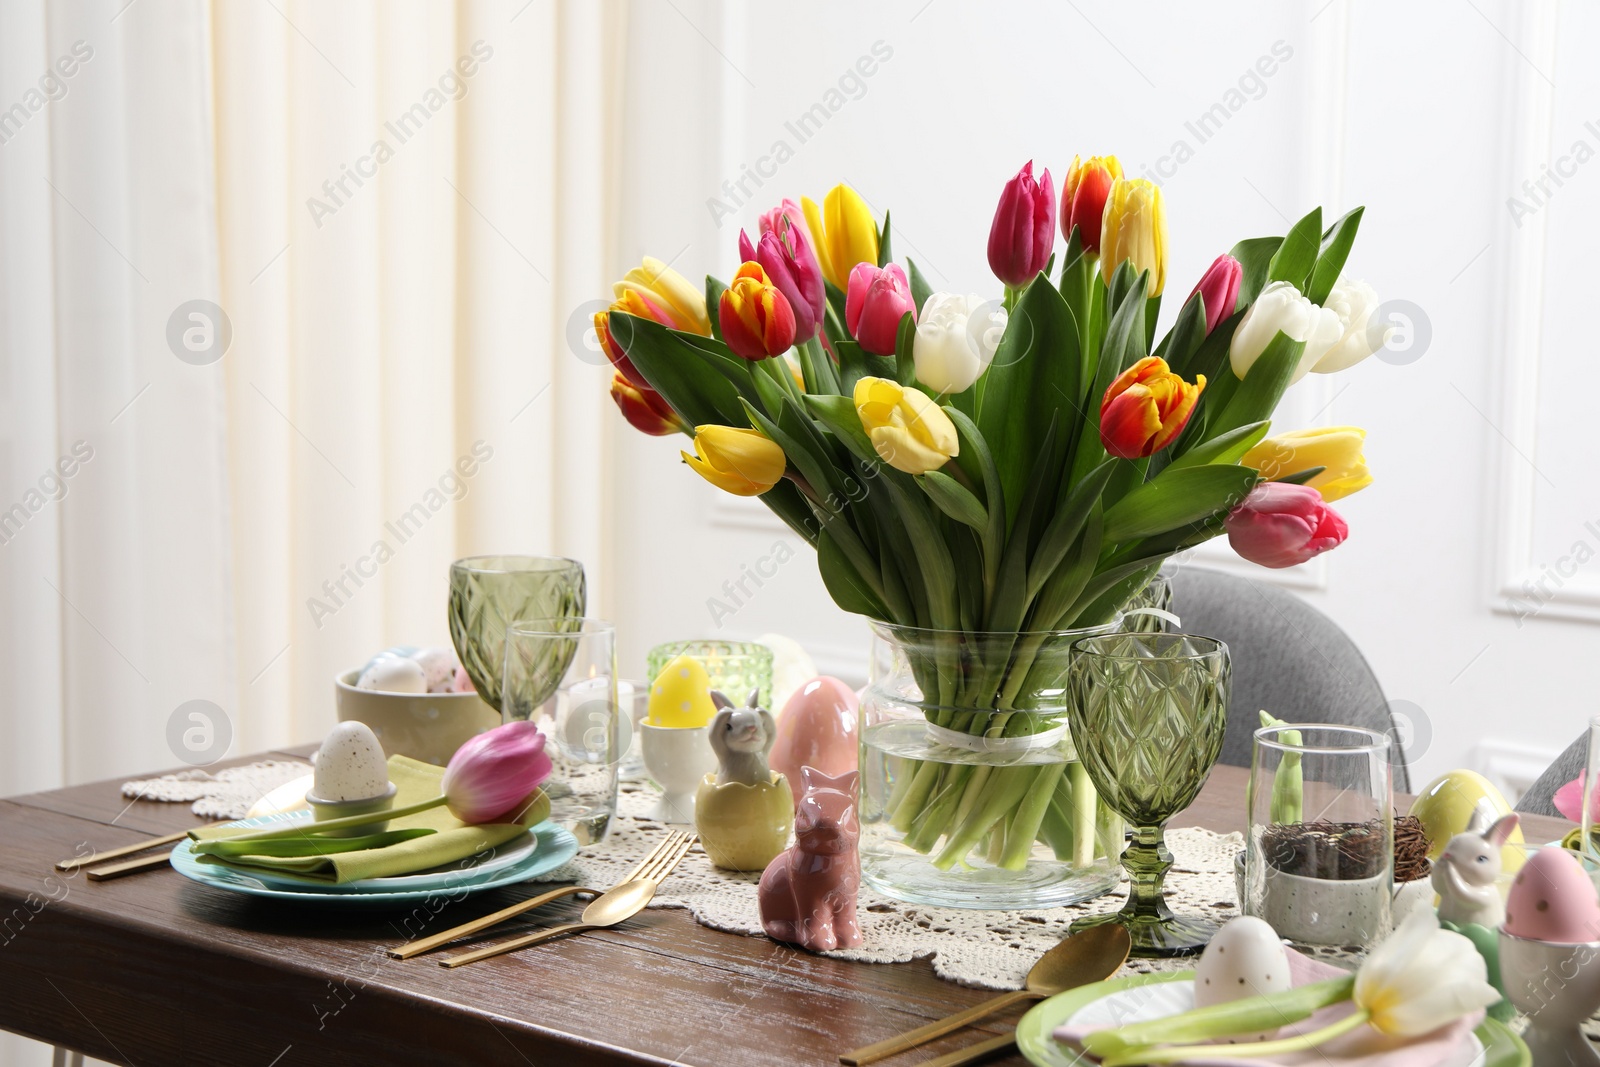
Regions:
[[645, 639, 774, 709], [1246, 724, 1394, 949]]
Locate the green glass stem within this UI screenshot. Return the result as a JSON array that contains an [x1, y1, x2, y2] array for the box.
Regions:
[[1119, 821, 1177, 925]]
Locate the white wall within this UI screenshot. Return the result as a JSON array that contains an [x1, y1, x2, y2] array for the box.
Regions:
[[606, 0, 1600, 795]]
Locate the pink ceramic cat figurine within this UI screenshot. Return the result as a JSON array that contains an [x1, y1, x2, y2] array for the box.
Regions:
[[758, 767, 862, 951]]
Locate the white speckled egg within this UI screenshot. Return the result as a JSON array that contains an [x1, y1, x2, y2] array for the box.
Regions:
[[1193, 917, 1291, 1041], [312, 721, 390, 802], [411, 646, 459, 693], [357, 655, 427, 694]]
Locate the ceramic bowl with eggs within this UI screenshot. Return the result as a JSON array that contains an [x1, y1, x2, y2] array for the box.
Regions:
[[334, 646, 499, 766]]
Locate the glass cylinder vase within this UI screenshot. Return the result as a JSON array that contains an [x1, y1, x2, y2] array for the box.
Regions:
[[859, 622, 1124, 910]]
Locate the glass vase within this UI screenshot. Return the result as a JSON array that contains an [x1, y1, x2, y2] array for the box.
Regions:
[[858, 623, 1124, 910]]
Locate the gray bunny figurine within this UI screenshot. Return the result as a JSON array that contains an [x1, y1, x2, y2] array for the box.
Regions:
[[708, 689, 776, 787], [1433, 812, 1519, 929]]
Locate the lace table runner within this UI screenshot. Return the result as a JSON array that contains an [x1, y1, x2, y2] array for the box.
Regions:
[[124, 762, 1335, 988]]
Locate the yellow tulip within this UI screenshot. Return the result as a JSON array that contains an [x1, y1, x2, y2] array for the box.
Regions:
[[853, 376, 959, 475], [1100, 178, 1168, 296], [613, 256, 711, 336], [803, 184, 879, 291], [1242, 426, 1372, 502], [681, 425, 786, 496]]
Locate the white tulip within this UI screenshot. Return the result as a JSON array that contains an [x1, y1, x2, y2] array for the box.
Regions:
[[1228, 280, 1341, 384], [912, 293, 1007, 394], [1311, 278, 1392, 375], [1354, 909, 1501, 1037]]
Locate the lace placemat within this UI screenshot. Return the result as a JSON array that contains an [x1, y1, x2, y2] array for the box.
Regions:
[[121, 760, 312, 821], [529, 780, 1267, 989]]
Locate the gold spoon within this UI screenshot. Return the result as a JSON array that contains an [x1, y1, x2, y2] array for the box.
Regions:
[[439, 878, 659, 968], [839, 923, 1131, 1065]]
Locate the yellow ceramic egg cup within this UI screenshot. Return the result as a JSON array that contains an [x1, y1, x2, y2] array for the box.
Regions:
[[695, 772, 794, 871]]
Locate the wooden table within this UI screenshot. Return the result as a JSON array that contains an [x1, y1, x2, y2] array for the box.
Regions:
[[0, 752, 1567, 1066]]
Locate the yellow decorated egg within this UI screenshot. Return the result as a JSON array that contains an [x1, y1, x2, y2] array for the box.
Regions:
[[646, 655, 717, 728], [1410, 769, 1525, 872]]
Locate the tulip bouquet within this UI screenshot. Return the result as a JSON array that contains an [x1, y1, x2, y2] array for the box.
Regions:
[[599, 157, 1385, 875]]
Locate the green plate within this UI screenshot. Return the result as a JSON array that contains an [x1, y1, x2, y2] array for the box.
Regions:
[[1015, 969, 1529, 1067]]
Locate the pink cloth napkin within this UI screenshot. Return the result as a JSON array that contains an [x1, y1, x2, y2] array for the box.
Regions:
[[1053, 950, 1484, 1066]]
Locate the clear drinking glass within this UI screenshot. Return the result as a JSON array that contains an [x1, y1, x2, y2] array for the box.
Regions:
[[502, 617, 620, 845], [447, 555, 586, 713], [1582, 715, 1600, 862], [1246, 724, 1394, 949], [645, 639, 774, 708], [1067, 632, 1231, 958]]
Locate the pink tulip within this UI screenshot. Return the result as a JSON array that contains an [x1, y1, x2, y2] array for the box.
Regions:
[[1554, 774, 1598, 824], [440, 719, 553, 823], [845, 262, 916, 356], [1190, 254, 1242, 335], [1226, 482, 1349, 569], [740, 223, 824, 342], [987, 160, 1056, 288]]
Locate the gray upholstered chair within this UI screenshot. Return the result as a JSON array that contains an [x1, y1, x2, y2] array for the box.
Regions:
[[1517, 733, 1585, 818], [1167, 566, 1410, 791]]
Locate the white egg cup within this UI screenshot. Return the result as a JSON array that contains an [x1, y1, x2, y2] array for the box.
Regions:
[[1499, 931, 1600, 1065], [640, 723, 718, 824]]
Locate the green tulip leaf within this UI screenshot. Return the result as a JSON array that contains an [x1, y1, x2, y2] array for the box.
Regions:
[[1306, 205, 1365, 305], [907, 257, 934, 316], [1068, 270, 1148, 487], [1167, 420, 1270, 471], [1028, 459, 1118, 601], [917, 470, 986, 531], [1229, 235, 1282, 307], [1101, 464, 1261, 544], [704, 275, 728, 342], [608, 313, 748, 428], [1271, 465, 1326, 486], [1210, 331, 1305, 440], [877, 210, 893, 268], [1267, 207, 1322, 292], [1156, 289, 1209, 377], [894, 311, 917, 386], [975, 276, 1081, 530], [834, 339, 896, 397], [818, 528, 889, 620]]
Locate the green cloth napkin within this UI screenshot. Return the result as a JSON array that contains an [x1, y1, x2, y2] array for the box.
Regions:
[[190, 755, 536, 885]]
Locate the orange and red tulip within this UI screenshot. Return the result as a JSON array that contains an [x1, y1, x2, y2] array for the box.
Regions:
[[1099, 356, 1204, 459]]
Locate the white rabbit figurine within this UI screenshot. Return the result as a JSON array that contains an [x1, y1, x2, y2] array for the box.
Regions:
[[707, 689, 776, 787], [1433, 812, 1520, 928]]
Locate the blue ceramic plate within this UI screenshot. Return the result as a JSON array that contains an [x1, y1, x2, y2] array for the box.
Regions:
[[1015, 969, 1528, 1067], [170, 820, 578, 904]]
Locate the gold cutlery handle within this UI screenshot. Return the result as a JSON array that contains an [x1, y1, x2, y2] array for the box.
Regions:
[[387, 885, 589, 959], [58, 829, 189, 871], [839, 989, 1037, 1065], [921, 1032, 1016, 1067], [440, 921, 596, 967], [85, 850, 175, 881]]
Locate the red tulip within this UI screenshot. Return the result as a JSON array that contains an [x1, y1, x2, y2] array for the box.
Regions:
[[1099, 356, 1205, 460], [440, 720, 554, 824], [1226, 482, 1349, 569], [595, 289, 679, 389], [740, 221, 825, 342], [1189, 254, 1243, 336], [987, 161, 1056, 287], [609, 372, 684, 436], [845, 262, 915, 356], [1061, 155, 1122, 254], [719, 261, 797, 361]]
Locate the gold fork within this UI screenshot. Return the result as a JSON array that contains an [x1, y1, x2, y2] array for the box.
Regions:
[[439, 832, 695, 967], [388, 830, 690, 960]]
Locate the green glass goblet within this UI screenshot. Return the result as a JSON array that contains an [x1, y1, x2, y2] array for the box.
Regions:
[[1066, 631, 1230, 958], [447, 555, 586, 714]]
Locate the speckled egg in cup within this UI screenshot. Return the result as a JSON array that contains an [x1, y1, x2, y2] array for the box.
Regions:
[[305, 721, 398, 837]]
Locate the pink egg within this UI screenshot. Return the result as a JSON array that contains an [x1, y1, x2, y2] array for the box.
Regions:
[[1505, 847, 1600, 943], [452, 665, 475, 694], [770, 676, 858, 801]]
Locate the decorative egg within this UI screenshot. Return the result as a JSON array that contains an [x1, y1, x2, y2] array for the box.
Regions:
[[1505, 847, 1600, 944], [357, 655, 427, 694], [452, 665, 475, 693], [1193, 917, 1291, 1041], [646, 655, 717, 728], [410, 646, 459, 693], [770, 677, 858, 790], [1410, 769, 1526, 871], [311, 721, 391, 802]]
